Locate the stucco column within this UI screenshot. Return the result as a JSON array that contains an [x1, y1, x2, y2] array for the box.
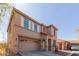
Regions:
[[42, 40, 45, 50], [62, 42, 64, 50], [46, 36, 48, 51], [16, 38, 19, 53], [51, 39, 53, 51], [65, 43, 68, 50], [40, 40, 43, 50]]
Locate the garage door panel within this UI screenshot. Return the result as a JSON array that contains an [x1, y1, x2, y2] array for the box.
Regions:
[[19, 38, 40, 52]]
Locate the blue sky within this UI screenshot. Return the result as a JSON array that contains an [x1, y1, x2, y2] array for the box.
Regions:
[[0, 3, 79, 41]]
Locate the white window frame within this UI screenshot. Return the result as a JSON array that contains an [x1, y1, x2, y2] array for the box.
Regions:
[[21, 16, 24, 27], [38, 25, 40, 32], [21, 16, 30, 29], [32, 22, 34, 31], [21, 16, 40, 32], [34, 23, 38, 32], [29, 20, 31, 29]]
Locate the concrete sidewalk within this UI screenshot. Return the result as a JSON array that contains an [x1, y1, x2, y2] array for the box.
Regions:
[[57, 50, 79, 56], [55, 50, 72, 56], [70, 51, 79, 56]]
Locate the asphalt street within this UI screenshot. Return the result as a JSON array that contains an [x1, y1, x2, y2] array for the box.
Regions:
[[71, 53, 79, 56], [71, 51, 79, 56]]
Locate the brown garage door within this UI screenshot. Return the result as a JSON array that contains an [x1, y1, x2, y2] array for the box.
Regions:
[[18, 37, 40, 52]]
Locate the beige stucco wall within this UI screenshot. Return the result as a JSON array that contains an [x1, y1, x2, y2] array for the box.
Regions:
[[7, 8, 57, 55], [7, 10, 43, 54], [7, 11, 18, 55]]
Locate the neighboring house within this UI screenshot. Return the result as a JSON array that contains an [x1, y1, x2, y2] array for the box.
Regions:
[[7, 7, 58, 55], [56, 39, 71, 50]]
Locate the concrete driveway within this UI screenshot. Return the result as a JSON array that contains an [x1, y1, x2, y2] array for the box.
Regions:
[[70, 51, 79, 56], [19, 51, 60, 56]]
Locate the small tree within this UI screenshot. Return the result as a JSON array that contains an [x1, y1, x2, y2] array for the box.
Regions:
[[0, 3, 13, 24]]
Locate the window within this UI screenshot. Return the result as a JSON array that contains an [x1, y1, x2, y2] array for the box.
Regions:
[[54, 29, 56, 36], [47, 28, 51, 34], [32, 22, 40, 32], [24, 20, 29, 28], [43, 27, 46, 32], [34, 23, 38, 32], [51, 28, 54, 35], [52, 40, 56, 47]]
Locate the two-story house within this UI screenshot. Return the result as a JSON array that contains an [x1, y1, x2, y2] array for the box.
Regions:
[[7, 7, 58, 55]]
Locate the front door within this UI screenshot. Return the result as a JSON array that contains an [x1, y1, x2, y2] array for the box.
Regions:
[[48, 39, 51, 51]]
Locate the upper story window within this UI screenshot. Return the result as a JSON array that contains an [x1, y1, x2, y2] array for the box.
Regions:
[[24, 20, 29, 28], [51, 27, 56, 36], [47, 28, 51, 34], [43, 27, 46, 32], [21, 16, 40, 32], [32, 22, 40, 32], [34, 23, 38, 32]]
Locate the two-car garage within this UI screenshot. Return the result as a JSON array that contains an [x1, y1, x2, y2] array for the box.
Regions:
[[18, 36, 41, 52]]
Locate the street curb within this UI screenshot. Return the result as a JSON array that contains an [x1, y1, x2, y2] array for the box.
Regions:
[[67, 51, 74, 56], [67, 53, 73, 56]]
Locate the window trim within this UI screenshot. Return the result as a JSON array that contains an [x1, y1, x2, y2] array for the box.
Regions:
[[21, 16, 24, 27], [21, 16, 41, 33], [34, 23, 38, 32]]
